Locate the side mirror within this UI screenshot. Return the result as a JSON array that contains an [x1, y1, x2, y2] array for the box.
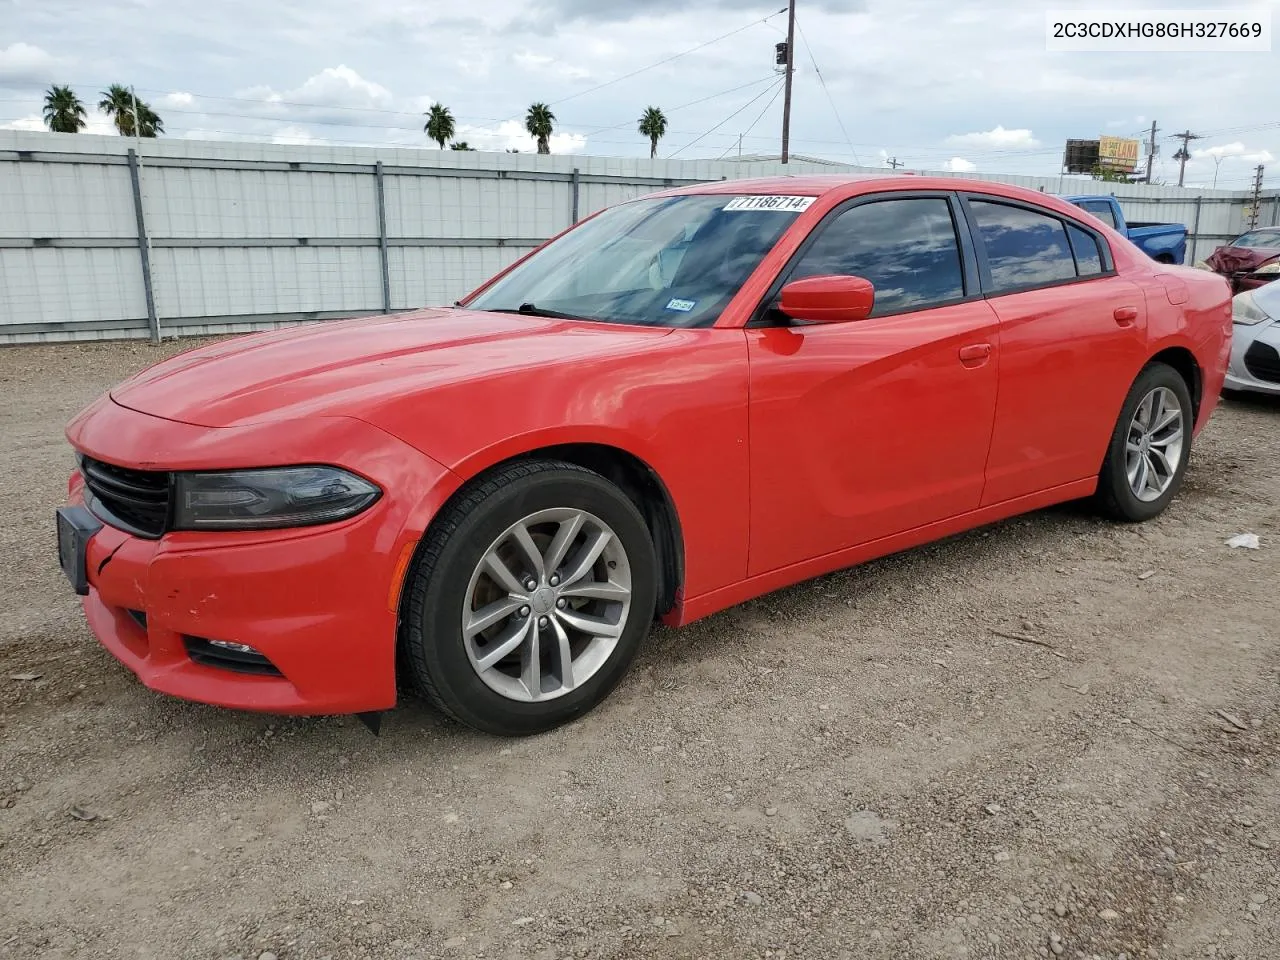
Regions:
[[778, 275, 875, 324]]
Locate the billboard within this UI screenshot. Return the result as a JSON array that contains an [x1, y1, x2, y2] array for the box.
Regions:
[[1063, 139, 1100, 174], [1098, 136, 1141, 173]]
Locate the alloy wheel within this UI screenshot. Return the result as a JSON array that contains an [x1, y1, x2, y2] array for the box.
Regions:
[[462, 508, 633, 702], [1125, 386, 1185, 502]]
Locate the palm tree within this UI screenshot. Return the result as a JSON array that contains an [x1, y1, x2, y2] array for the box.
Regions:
[[134, 101, 163, 137], [449, 141, 475, 151], [525, 102, 555, 155], [98, 85, 163, 137], [638, 106, 667, 159], [43, 85, 87, 133], [424, 104, 455, 150]]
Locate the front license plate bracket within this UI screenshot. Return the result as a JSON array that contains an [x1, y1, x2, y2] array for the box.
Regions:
[[56, 506, 103, 596]]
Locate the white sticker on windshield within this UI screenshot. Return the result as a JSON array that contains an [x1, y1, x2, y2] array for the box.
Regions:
[[723, 195, 814, 213], [665, 298, 697, 312]]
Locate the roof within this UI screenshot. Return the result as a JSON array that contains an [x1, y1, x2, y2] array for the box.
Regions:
[[660, 174, 917, 196], [653, 174, 1102, 231], [656, 174, 1063, 204]]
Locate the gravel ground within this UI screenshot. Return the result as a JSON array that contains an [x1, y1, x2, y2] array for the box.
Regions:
[[1, 338, 1277, 960]]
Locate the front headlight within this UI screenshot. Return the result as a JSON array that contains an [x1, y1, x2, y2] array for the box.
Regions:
[[173, 466, 380, 530], [1253, 260, 1280, 276], [1232, 290, 1272, 326]]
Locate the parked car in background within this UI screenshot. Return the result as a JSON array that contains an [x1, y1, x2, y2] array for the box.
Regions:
[[57, 175, 1231, 736], [1200, 226, 1280, 293], [1227, 280, 1280, 395], [1064, 195, 1188, 264]]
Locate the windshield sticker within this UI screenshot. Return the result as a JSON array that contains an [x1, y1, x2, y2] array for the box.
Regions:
[[665, 298, 697, 312], [723, 195, 814, 213]]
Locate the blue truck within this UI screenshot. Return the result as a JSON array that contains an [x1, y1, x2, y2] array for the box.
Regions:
[[1063, 195, 1188, 265]]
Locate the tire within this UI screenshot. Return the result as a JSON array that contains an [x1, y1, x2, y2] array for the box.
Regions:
[[1095, 361, 1194, 522], [400, 459, 657, 736]]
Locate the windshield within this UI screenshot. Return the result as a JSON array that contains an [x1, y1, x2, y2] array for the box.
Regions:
[[1231, 229, 1280, 248], [466, 194, 809, 328]]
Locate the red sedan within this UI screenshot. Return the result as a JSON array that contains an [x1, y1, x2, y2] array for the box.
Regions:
[[58, 175, 1232, 735]]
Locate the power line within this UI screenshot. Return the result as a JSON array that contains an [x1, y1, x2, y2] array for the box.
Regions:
[[548, 9, 787, 108], [717, 81, 786, 159], [666, 77, 785, 159], [794, 15, 860, 165], [577, 75, 780, 138]]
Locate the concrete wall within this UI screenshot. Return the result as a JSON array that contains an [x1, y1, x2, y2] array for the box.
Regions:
[[2, 129, 1276, 344]]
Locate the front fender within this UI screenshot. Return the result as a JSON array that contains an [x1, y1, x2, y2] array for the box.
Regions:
[[365, 327, 753, 605]]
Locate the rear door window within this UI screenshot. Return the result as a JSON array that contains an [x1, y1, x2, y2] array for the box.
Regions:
[[1066, 223, 1104, 277], [969, 200, 1078, 293]]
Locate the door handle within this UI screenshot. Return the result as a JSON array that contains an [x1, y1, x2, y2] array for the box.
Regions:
[[1114, 306, 1138, 326], [958, 343, 992, 367]]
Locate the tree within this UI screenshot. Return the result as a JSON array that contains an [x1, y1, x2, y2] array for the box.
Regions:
[[43, 85, 87, 133], [1090, 164, 1135, 183], [638, 106, 667, 159], [98, 85, 163, 137], [525, 102, 555, 155], [424, 104, 455, 150], [449, 141, 475, 151]]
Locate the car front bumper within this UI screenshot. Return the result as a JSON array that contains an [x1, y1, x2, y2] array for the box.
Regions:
[[64, 395, 459, 715], [1225, 319, 1280, 396]]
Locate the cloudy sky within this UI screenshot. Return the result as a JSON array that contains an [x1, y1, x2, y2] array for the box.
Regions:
[[1, 0, 1277, 189]]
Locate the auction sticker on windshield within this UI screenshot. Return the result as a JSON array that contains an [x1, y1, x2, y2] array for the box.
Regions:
[[723, 196, 815, 212]]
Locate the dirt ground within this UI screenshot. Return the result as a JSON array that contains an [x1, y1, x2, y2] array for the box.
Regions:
[[0, 338, 1277, 960]]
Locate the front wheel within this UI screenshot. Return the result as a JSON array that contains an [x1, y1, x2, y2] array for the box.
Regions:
[[399, 460, 657, 736], [1095, 362, 1194, 522]]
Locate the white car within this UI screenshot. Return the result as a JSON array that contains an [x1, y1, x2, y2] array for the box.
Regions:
[[1228, 281, 1280, 395]]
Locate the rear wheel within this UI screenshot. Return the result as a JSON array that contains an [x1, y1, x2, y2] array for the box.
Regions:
[[1096, 362, 1193, 522], [400, 460, 657, 736]]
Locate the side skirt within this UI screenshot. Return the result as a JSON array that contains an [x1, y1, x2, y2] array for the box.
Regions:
[[665, 477, 1097, 627]]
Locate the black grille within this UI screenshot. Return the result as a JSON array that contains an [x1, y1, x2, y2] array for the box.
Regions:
[[1243, 341, 1280, 384], [79, 455, 170, 539], [184, 637, 282, 676]]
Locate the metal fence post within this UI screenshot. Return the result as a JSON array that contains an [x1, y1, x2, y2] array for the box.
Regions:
[[126, 149, 160, 343], [1189, 195, 1203, 266], [374, 161, 392, 314], [571, 167, 581, 224]]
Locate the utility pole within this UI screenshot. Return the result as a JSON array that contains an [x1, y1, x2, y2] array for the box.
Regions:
[[1144, 120, 1159, 183], [780, 0, 796, 164], [886, 156, 903, 169], [1248, 164, 1265, 229], [1170, 130, 1202, 187]]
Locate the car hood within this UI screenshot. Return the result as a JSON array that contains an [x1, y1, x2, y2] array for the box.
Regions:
[[1206, 245, 1280, 273], [110, 308, 674, 428]]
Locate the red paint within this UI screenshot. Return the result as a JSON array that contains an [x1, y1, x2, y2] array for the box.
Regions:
[[778, 275, 875, 324], [63, 175, 1231, 716]]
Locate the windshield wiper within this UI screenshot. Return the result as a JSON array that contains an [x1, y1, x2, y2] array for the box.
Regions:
[[486, 302, 592, 322]]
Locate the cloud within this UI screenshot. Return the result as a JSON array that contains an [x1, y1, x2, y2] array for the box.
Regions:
[[1191, 141, 1274, 164], [945, 126, 1040, 150], [513, 50, 590, 80], [944, 157, 976, 172], [0, 42, 58, 84], [454, 119, 587, 154], [3, 110, 123, 136], [1, 115, 44, 132], [159, 92, 194, 108], [236, 66, 394, 121], [271, 125, 320, 145], [524, 0, 864, 24]]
